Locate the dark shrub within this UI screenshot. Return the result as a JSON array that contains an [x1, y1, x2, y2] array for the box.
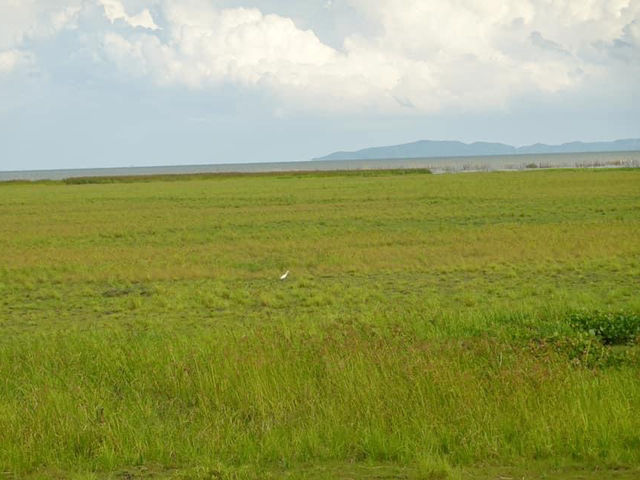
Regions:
[[568, 311, 640, 345]]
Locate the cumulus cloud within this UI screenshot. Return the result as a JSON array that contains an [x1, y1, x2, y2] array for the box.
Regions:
[[0, 1, 81, 50], [100, 0, 159, 30], [98, 0, 640, 113], [0, 49, 34, 74], [345, 0, 639, 101], [101, 4, 396, 110], [1, 0, 639, 113], [99, 2, 435, 111], [0, 0, 82, 82]]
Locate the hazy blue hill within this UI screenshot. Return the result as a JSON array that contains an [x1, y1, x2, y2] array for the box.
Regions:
[[315, 140, 514, 161], [315, 138, 640, 161], [516, 138, 640, 154]]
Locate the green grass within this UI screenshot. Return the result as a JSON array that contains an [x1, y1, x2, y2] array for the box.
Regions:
[[0, 168, 639, 479]]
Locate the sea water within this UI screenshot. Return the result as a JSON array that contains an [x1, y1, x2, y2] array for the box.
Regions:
[[1, 151, 639, 182]]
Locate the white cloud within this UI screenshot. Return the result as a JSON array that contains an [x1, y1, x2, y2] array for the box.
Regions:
[[0, 0, 82, 80], [98, 0, 639, 113], [103, 4, 373, 108], [1, 0, 638, 113], [0, 49, 34, 74], [0, 0, 155, 80], [0, 1, 81, 50], [343, 0, 640, 104], [100, 0, 159, 30], [101, 2, 424, 111]]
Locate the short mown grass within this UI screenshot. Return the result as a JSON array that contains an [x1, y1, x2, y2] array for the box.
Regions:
[[0, 168, 639, 479]]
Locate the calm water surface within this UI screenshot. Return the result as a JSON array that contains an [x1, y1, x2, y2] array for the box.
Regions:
[[1, 151, 639, 181]]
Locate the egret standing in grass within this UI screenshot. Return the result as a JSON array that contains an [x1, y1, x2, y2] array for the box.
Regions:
[[280, 270, 289, 280]]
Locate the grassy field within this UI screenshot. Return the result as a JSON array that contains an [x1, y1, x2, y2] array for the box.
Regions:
[[0, 168, 639, 479]]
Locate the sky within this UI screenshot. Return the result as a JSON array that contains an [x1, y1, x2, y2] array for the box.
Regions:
[[1, 0, 639, 171]]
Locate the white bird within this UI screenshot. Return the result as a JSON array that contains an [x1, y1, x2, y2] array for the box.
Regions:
[[279, 270, 290, 280]]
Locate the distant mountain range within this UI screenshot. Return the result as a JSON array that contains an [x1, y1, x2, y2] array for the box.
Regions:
[[314, 138, 640, 161]]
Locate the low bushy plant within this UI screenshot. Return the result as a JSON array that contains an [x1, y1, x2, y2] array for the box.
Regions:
[[568, 310, 640, 345]]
